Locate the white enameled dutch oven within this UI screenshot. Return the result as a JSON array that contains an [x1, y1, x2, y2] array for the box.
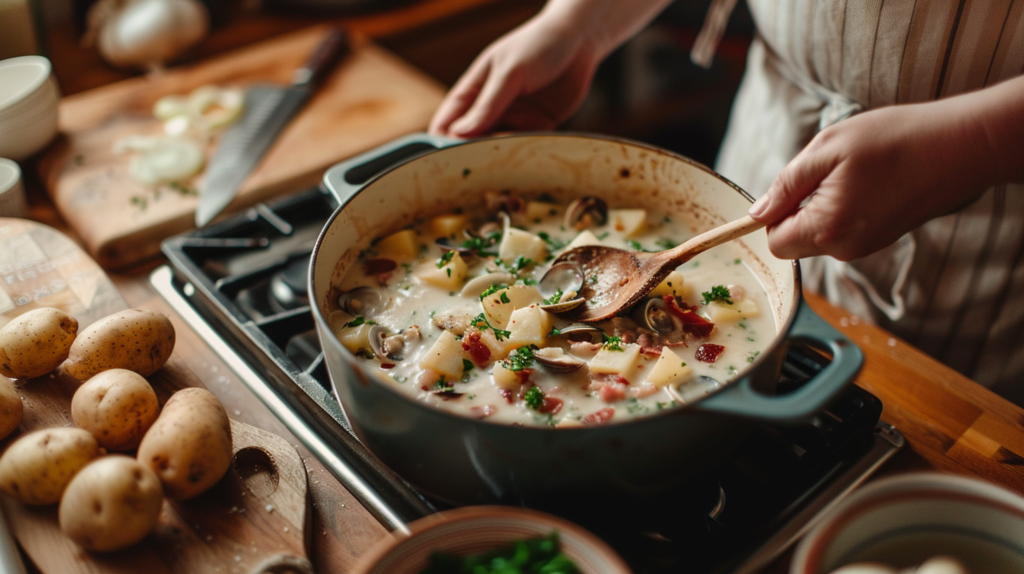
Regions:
[[309, 132, 862, 506]]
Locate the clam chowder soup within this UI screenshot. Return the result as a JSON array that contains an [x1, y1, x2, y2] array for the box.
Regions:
[[329, 192, 776, 427]]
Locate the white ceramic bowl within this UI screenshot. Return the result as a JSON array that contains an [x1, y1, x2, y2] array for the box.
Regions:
[[0, 56, 60, 160], [0, 158, 27, 218], [351, 506, 631, 574], [791, 473, 1024, 574]]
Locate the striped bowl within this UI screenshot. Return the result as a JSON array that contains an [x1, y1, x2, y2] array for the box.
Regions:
[[351, 506, 631, 574], [790, 472, 1024, 574]]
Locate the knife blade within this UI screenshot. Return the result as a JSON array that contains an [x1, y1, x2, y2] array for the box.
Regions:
[[195, 29, 350, 228]]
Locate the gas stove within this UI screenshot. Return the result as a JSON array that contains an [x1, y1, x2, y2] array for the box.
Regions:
[[152, 185, 903, 573]]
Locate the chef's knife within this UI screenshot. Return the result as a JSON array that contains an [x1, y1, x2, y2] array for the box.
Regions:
[[195, 29, 350, 228]]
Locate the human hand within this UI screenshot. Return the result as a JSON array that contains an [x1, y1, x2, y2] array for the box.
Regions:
[[747, 99, 999, 262], [429, 15, 601, 137]]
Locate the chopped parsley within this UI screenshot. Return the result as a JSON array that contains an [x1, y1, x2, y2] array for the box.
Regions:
[[461, 231, 501, 256], [463, 359, 475, 372], [537, 231, 566, 250], [436, 250, 455, 268], [626, 397, 649, 415], [434, 376, 454, 392], [401, 262, 413, 274], [480, 284, 509, 300], [503, 346, 536, 371], [734, 258, 742, 264], [343, 316, 376, 328], [596, 231, 610, 240], [655, 238, 677, 250], [472, 313, 511, 341], [602, 334, 624, 351], [747, 351, 760, 364], [524, 386, 545, 410], [701, 285, 734, 305], [588, 275, 598, 284], [542, 289, 563, 306], [499, 291, 511, 304], [547, 327, 562, 337], [625, 239, 646, 251], [497, 255, 534, 274]]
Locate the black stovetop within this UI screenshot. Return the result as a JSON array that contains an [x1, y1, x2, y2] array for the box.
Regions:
[[155, 186, 902, 574]]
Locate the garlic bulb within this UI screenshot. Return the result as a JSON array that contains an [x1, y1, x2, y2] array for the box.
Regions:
[[89, 0, 209, 71]]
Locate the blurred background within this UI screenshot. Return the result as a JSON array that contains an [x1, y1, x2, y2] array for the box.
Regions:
[[4, 0, 755, 168]]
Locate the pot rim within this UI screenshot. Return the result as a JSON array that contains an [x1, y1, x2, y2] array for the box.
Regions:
[[310, 131, 803, 431]]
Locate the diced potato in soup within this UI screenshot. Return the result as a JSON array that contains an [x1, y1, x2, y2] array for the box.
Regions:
[[330, 193, 776, 427]]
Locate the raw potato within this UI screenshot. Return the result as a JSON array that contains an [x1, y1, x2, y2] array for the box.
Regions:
[[137, 387, 232, 500], [64, 309, 175, 381], [0, 378, 22, 440], [0, 307, 78, 379], [0, 427, 100, 505], [59, 455, 164, 552], [72, 369, 160, 451]]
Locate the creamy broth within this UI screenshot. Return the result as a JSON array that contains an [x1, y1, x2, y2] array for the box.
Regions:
[[330, 193, 776, 427]]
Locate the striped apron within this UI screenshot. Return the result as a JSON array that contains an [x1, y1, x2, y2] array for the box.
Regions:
[[698, 0, 1024, 398]]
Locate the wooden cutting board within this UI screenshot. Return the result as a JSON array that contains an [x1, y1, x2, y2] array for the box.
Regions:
[[0, 219, 312, 574], [38, 25, 445, 270]]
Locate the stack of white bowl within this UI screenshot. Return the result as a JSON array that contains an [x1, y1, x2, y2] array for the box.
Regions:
[[0, 55, 60, 161]]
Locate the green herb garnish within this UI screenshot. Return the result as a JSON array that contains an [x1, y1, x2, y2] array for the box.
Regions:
[[655, 238, 677, 250], [420, 532, 578, 574], [701, 285, 733, 305], [542, 289, 563, 306], [524, 386, 545, 410], [537, 231, 567, 250], [547, 327, 561, 337], [480, 284, 509, 300], [503, 346, 536, 372], [463, 359, 475, 372], [473, 313, 511, 341], [343, 316, 377, 328], [602, 334, 624, 352], [436, 250, 455, 268]]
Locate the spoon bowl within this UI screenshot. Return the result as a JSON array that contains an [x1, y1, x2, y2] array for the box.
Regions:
[[552, 214, 765, 322]]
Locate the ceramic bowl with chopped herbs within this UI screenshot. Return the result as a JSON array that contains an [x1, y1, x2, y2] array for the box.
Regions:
[[350, 506, 630, 574]]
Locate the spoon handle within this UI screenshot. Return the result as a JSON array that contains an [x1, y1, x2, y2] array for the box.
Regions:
[[666, 215, 766, 265]]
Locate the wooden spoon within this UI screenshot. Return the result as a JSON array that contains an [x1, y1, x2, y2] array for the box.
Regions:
[[552, 214, 765, 322]]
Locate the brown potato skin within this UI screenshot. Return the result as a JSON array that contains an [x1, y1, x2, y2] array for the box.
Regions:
[[0, 428, 100, 505], [72, 369, 159, 451], [59, 455, 164, 552], [136, 388, 232, 500], [64, 309, 175, 381], [0, 308, 78, 379], [0, 378, 22, 440]]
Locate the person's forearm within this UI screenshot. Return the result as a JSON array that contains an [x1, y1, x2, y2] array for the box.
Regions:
[[539, 0, 675, 60], [956, 75, 1024, 185]]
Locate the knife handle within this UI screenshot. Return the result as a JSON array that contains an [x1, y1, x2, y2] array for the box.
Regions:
[[292, 29, 350, 87]]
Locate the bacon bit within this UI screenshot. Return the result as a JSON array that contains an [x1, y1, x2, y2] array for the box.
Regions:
[[364, 258, 397, 276], [379, 363, 396, 370], [599, 384, 628, 403], [640, 347, 661, 359], [499, 389, 514, 404], [663, 295, 715, 338], [539, 397, 564, 415], [583, 407, 615, 425], [376, 272, 393, 285], [620, 330, 637, 344], [461, 330, 492, 366], [470, 405, 498, 419], [665, 339, 688, 348], [589, 373, 630, 387], [631, 382, 660, 399], [696, 343, 725, 363]]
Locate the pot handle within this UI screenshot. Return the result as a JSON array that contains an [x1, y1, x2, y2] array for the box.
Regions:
[[695, 301, 863, 423], [322, 132, 464, 206]]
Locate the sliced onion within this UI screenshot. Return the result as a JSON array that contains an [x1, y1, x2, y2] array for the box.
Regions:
[[114, 135, 205, 186]]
